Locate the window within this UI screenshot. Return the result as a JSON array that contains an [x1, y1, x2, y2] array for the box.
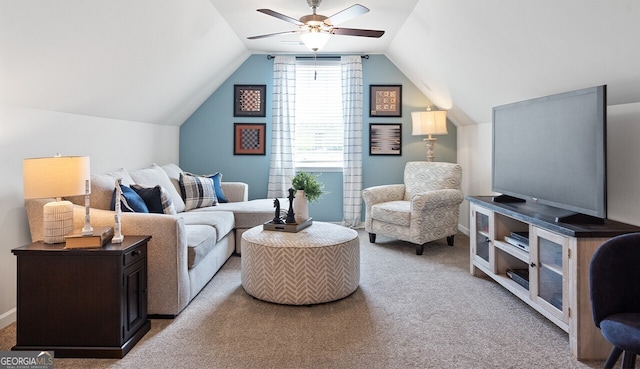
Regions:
[[294, 60, 343, 169]]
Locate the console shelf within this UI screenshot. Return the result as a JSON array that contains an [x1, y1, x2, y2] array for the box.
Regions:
[[468, 196, 640, 361]]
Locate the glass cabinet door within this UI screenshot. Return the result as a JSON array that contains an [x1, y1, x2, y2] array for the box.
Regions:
[[470, 205, 492, 272], [530, 227, 569, 322]]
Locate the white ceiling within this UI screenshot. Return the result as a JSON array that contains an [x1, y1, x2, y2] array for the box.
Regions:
[[1, 0, 639, 127]]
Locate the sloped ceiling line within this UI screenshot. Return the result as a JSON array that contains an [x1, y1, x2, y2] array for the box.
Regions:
[[2, 0, 639, 127]]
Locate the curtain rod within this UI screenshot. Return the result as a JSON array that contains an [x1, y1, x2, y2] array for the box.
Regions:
[[266, 55, 369, 60]]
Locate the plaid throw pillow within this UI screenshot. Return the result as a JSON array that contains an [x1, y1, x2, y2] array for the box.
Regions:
[[207, 172, 228, 203], [179, 173, 217, 211]]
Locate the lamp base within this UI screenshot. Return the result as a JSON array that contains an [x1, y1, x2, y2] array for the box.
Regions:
[[424, 137, 437, 162], [43, 200, 74, 244]]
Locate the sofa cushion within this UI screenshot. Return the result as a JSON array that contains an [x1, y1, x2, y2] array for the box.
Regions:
[[110, 184, 149, 213], [185, 225, 217, 269], [87, 168, 135, 210], [179, 173, 217, 211], [180, 210, 235, 242], [131, 184, 177, 215], [129, 164, 186, 213], [161, 163, 184, 201], [371, 201, 411, 227], [189, 198, 276, 229]]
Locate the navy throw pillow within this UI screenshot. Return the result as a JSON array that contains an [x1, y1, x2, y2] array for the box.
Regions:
[[208, 172, 228, 203], [131, 184, 164, 213], [110, 184, 149, 213]]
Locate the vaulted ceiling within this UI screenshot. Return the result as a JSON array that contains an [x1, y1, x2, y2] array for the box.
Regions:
[[2, 0, 639, 127]]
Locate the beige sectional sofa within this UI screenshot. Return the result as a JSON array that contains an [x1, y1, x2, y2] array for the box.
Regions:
[[25, 163, 275, 317]]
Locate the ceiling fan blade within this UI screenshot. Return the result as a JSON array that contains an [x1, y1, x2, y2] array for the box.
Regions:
[[325, 4, 369, 26], [257, 9, 304, 26], [248, 30, 299, 40], [330, 27, 385, 38]]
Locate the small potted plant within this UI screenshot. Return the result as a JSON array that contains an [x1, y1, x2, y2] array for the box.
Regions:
[[291, 171, 325, 203], [291, 171, 325, 223]]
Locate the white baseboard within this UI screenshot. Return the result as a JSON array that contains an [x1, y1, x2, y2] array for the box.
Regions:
[[458, 224, 470, 236], [0, 308, 16, 330]]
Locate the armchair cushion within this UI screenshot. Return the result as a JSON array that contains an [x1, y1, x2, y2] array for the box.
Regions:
[[371, 201, 410, 227]]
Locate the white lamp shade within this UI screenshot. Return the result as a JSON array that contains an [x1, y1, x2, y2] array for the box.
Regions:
[[23, 156, 90, 199], [411, 110, 448, 136], [299, 30, 330, 51]]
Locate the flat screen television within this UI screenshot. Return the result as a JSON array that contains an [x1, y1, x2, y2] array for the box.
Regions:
[[492, 85, 607, 223]]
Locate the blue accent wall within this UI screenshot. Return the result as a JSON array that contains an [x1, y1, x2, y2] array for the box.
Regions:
[[180, 54, 456, 222]]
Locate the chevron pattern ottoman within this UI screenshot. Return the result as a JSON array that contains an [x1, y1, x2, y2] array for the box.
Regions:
[[241, 222, 360, 305]]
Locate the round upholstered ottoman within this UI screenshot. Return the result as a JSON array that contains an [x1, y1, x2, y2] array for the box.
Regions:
[[241, 222, 360, 305]]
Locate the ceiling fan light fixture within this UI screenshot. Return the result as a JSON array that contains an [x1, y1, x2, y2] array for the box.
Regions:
[[250, 2, 384, 48], [299, 29, 330, 51]]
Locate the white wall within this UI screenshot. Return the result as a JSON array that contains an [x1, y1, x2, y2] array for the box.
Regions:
[[0, 104, 179, 329], [457, 103, 640, 233], [457, 122, 494, 234], [607, 103, 640, 225]]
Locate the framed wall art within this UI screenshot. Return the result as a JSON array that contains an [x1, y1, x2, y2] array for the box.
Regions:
[[369, 85, 402, 117], [234, 85, 266, 117], [234, 123, 266, 155], [369, 123, 402, 156]]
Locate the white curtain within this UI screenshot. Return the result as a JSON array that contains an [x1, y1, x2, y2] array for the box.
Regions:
[[267, 56, 296, 198], [341, 56, 363, 228]]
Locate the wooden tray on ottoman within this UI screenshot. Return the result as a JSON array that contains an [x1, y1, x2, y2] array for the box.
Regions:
[[263, 218, 313, 233]]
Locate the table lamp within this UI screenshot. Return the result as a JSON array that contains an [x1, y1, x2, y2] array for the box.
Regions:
[[411, 108, 448, 162], [23, 155, 90, 243]]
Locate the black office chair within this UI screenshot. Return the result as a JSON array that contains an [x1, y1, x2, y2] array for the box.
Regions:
[[590, 233, 640, 369]]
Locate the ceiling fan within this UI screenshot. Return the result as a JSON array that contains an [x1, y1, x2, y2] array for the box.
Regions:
[[248, 0, 385, 51]]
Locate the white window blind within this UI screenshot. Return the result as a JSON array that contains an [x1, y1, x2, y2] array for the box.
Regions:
[[294, 59, 343, 169]]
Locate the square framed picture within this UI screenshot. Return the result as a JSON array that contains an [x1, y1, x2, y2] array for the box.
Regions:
[[234, 123, 266, 155], [370, 85, 402, 117], [369, 123, 402, 155], [234, 85, 266, 117]]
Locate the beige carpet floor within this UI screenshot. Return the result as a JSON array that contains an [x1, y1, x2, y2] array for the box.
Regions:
[[0, 230, 608, 368]]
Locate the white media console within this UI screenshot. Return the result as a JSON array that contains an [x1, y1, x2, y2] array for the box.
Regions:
[[468, 196, 640, 360]]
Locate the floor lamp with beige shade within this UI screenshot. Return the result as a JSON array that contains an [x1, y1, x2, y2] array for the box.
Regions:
[[411, 108, 448, 162]]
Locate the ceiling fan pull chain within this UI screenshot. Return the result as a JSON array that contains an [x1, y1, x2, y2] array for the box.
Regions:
[[314, 51, 318, 80]]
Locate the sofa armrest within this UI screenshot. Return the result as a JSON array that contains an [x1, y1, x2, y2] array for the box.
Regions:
[[221, 182, 248, 202], [25, 198, 190, 316], [77, 206, 190, 316]]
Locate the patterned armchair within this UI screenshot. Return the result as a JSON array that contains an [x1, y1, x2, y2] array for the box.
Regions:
[[362, 161, 464, 255]]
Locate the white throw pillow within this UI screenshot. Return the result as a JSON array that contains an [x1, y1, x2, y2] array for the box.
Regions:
[[89, 168, 135, 210], [129, 164, 186, 213]]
